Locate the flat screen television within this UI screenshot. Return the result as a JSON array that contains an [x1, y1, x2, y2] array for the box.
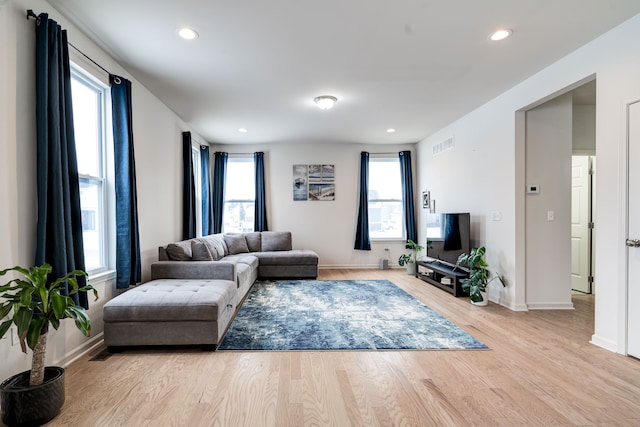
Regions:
[[425, 212, 471, 266]]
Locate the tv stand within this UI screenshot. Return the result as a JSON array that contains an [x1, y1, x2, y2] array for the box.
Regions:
[[416, 260, 469, 297]]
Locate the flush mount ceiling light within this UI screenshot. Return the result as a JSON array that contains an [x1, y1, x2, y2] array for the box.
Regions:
[[386, 128, 396, 133], [314, 95, 337, 110], [238, 128, 248, 133], [490, 29, 512, 41], [177, 27, 199, 40]]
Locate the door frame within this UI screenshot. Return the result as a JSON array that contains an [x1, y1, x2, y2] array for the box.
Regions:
[[625, 99, 640, 355]]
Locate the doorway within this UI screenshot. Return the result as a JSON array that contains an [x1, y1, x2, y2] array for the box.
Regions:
[[626, 100, 640, 358], [523, 78, 596, 309], [571, 155, 595, 294]]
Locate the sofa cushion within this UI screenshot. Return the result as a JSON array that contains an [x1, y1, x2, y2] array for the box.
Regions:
[[166, 241, 192, 261], [103, 279, 236, 321], [261, 231, 292, 251], [199, 234, 227, 260], [191, 240, 214, 261], [222, 254, 259, 270], [224, 234, 250, 254], [254, 249, 318, 266], [235, 263, 254, 290], [244, 232, 262, 252]]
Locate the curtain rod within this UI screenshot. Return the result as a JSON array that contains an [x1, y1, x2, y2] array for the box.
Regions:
[[26, 9, 112, 76]]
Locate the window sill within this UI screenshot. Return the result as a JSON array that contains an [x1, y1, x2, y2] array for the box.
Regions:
[[87, 269, 116, 285], [370, 238, 407, 243]]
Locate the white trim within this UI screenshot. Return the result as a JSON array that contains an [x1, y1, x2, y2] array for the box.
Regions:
[[590, 334, 620, 354], [526, 302, 575, 310]]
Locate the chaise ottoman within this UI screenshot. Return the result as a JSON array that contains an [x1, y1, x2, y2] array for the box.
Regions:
[[103, 278, 237, 349]]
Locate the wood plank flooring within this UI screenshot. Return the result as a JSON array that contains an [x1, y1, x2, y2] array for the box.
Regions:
[[33, 270, 640, 426]]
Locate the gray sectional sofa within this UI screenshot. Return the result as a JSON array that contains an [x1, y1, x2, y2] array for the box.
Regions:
[[103, 231, 318, 348]]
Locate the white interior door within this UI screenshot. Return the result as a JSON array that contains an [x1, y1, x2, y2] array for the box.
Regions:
[[627, 101, 640, 358], [571, 156, 591, 293]]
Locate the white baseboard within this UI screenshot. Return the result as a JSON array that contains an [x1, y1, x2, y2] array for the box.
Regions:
[[526, 302, 575, 310], [55, 332, 105, 368], [590, 334, 621, 354], [319, 264, 402, 270]]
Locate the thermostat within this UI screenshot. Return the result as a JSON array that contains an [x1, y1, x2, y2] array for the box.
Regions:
[[526, 184, 540, 194]]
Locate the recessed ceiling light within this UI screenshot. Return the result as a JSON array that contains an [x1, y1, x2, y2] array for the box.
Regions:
[[314, 95, 337, 110], [238, 128, 248, 133], [177, 27, 199, 40], [386, 128, 396, 133], [490, 29, 512, 41]]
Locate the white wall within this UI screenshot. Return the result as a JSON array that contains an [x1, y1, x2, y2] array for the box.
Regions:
[[417, 13, 640, 353], [573, 105, 596, 153], [0, 0, 203, 381], [525, 93, 573, 309], [210, 142, 417, 269]]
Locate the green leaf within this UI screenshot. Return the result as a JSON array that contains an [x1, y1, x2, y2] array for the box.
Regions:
[[66, 305, 91, 336], [26, 318, 46, 350], [0, 320, 12, 340], [50, 292, 67, 319], [0, 302, 12, 320], [50, 317, 60, 330], [13, 307, 33, 336]]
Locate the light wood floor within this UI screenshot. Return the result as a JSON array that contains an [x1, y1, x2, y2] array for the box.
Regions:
[[40, 270, 640, 426]]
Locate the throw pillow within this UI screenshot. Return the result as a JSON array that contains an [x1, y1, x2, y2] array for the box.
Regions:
[[244, 232, 262, 252], [261, 231, 292, 251], [166, 242, 192, 261], [223, 234, 250, 255], [199, 234, 226, 260], [191, 240, 214, 261]]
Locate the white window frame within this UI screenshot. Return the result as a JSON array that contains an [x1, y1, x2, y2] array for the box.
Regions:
[[70, 64, 110, 275], [368, 156, 405, 241], [223, 156, 255, 233]]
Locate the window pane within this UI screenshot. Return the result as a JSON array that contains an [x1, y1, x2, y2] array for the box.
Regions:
[[369, 201, 403, 239], [223, 158, 255, 233], [368, 159, 403, 239], [79, 179, 103, 271], [223, 202, 255, 233], [71, 78, 101, 177], [71, 68, 107, 274], [369, 160, 401, 200]]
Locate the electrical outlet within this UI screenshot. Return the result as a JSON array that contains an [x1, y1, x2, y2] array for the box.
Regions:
[[384, 248, 390, 252]]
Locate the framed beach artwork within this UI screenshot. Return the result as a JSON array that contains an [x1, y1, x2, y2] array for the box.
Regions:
[[293, 164, 335, 201]]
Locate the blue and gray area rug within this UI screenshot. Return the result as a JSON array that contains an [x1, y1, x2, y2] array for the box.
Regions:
[[218, 280, 487, 351]]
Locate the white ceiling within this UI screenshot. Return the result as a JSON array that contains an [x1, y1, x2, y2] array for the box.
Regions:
[[50, 1, 640, 145]]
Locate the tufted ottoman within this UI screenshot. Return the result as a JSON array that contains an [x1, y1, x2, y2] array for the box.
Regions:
[[103, 278, 237, 349]]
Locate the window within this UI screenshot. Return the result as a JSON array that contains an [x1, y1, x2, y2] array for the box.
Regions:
[[70, 67, 108, 273], [191, 145, 202, 236], [368, 157, 403, 240], [223, 157, 255, 233]]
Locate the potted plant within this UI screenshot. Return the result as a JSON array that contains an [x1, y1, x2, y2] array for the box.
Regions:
[[0, 264, 97, 426], [456, 246, 505, 306], [398, 239, 424, 275]]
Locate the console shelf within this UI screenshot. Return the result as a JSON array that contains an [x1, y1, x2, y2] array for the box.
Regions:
[[416, 260, 469, 297]]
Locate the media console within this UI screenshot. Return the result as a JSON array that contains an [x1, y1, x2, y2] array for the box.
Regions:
[[416, 260, 469, 297]]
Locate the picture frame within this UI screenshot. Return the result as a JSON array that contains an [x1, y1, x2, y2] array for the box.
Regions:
[[422, 191, 430, 209]]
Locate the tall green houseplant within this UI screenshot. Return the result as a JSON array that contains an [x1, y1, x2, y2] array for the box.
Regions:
[[456, 246, 504, 304], [0, 264, 97, 386]]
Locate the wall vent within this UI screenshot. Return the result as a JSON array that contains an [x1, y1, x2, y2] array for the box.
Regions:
[[433, 136, 455, 155]]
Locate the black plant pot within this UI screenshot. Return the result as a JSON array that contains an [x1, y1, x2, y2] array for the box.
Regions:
[[0, 367, 65, 427]]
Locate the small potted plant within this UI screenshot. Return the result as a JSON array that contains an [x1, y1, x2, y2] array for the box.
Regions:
[[456, 246, 505, 305], [0, 264, 98, 426], [398, 239, 424, 275]]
